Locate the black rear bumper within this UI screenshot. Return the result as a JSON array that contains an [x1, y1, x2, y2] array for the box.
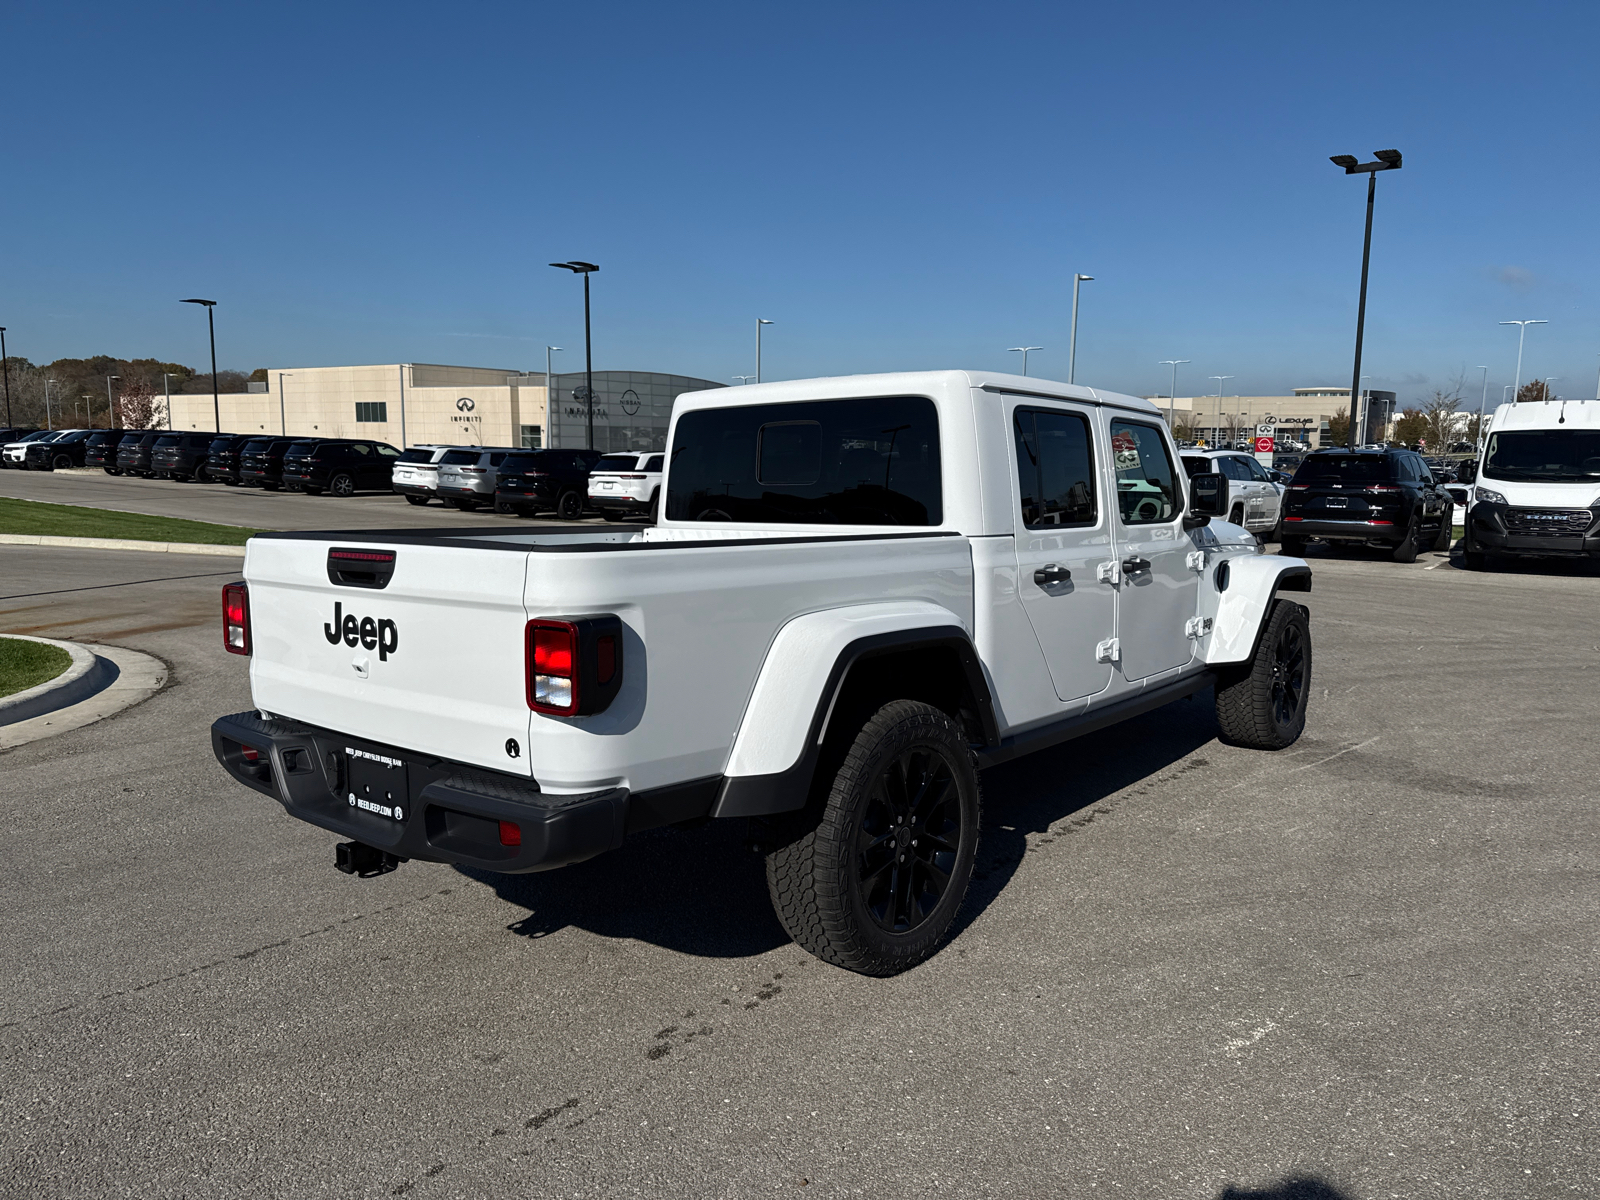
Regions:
[[211, 711, 634, 873]]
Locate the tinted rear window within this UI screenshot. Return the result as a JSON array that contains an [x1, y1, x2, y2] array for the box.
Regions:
[[283, 444, 318, 457], [666, 397, 942, 525], [208, 437, 234, 452], [500, 455, 543, 472], [1293, 455, 1394, 484], [156, 435, 181, 447], [595, 454, 639, 472], [396, 449, 434, 463], [439, 449, 480, 465], [242, 439, 277, 453]]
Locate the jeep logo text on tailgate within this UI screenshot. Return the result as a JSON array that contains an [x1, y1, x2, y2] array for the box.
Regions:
[[324, 601, 399, 660]]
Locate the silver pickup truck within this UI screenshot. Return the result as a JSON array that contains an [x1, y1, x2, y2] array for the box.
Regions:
[[212, 370, 1312, 975]]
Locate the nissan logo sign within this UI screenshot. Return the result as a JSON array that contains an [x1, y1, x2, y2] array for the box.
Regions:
[[456, 397, 475, 412]]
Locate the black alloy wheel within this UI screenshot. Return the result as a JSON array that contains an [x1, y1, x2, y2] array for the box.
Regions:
[[51, 453, 71, 470], [765, 699, 981, 975], [557, 490, 583, 520], [854, 745, 966, 935], [329, 473, 355, 498], [1215, 600, 1312, 750]]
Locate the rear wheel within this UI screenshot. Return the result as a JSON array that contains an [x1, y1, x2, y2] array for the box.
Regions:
[[556, 489, 583, 520], [1229, 504, 1245, 526], [765, 700, 981, 976], [648, 490, 660, 523], [104, 468, 122, 476], [1432, 505, 1454, 551], [602, 511, 627, 522], [1279, 534, 1307, 555], [1215, 600, 1311, 750], [404, 494, 430, 506], [329, 473, 355, 498], [1390, 514, 1419, 563]]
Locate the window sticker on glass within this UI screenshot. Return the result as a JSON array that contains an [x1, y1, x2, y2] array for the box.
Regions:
[[1109, 419, 1181, 525]]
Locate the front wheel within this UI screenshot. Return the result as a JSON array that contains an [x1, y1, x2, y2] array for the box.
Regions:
[[51, 453, 72, 470], [556, 489, 583, 520], [1215, 600, 1311, 750], [765, 700, 981, 976]]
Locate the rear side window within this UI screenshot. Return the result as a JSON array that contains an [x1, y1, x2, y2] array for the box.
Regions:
[[439, 449, 480, 465], [243, 439, 274, 453], [666, 397, 942, 525], [1294, 455, 1393, 484], [1109, 420, 1181, 525], [644, 455, 663, 472], [1180, 455, 1211, 478], [1014, 407, 1096, 528]]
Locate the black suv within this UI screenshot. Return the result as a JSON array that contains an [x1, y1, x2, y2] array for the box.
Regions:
[[204, 434, 256, 486], [239, 437, 309, 490], [23, 429, 93, 470], [85, 430, 132, 472], [114, 430, 165, 477], [151, 431, 224, 481], [494, 449, 604, 518], [1280, 448, 1454, 562], [281, 439, 402, 496]]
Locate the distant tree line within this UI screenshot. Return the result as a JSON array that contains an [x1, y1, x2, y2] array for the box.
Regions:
[[0, 355, 266, 428]]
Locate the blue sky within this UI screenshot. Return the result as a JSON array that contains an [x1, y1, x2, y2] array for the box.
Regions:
[[3, 0, 1598, 407]]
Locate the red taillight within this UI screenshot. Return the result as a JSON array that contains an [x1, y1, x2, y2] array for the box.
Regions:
[[499, 820, 522, 847], [1289, 484, 1309, 490], [222, 582, 250, 655], [622, 473, 647, 479], [1284, 516, 1303, 522], [241, 745, 259, 762], [528, 621, 578, 714], [1364, 485, 1401, 494]]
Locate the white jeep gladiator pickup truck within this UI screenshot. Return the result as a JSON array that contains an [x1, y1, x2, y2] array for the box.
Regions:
[[212, 370, 1312, 975]]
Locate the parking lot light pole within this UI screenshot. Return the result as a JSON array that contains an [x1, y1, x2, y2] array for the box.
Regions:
[[549, 264, 599, 449], [45, 379, 56, 430], [757, 319, 774, 383], [1329, 150, 1403, 448], [1068, 274, 1093, 384], [1208, 375, 1233, 446], [1498, 319, 1545, 401], [182, 299, 221, 432], [1008, 346, 1042, 376], [0, 327, 11, 427], [732, 375, 755, 385], [1158, 359, 1190, 428], [1542, 377, 1558, 402], [105, 375, 119, 429]]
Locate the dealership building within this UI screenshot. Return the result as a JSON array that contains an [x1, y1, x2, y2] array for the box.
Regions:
[[1158, 386, 1397, 447], [160, 363, 723, 452]]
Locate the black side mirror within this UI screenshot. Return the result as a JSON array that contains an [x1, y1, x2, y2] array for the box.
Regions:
[[1184, 472, 1227, 529]]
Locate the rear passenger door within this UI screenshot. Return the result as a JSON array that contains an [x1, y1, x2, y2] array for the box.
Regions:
[[1108, 418, 1196, 683], [1011, 403, 1117, 704]]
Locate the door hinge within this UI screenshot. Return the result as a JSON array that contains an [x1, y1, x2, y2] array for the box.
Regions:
[[1096, 560, 1122, 585], [1095, 637, 1121, 664], [1186, 550, 1207, 573], [1185, 616, 1214, 640]]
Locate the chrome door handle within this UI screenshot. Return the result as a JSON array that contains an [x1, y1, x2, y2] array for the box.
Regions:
[[1121, 556, 1151, 574], [1033, 564, 1071, 586]]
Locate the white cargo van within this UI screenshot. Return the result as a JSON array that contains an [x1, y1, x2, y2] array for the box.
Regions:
[[1463, 399, 1600, 568]]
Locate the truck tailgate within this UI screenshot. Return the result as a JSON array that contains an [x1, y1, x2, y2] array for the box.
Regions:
[[244, 536, 532, 775]]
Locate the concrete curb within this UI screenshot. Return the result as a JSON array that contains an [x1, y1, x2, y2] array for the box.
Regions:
[[0, 533, 246, 556], [0, 635, 112, 725], [0, 640, 169, 750]]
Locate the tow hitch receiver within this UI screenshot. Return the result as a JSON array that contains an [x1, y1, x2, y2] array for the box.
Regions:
[[335, 841, 406, 878]]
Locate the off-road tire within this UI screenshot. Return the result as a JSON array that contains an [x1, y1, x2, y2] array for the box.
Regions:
[[765, 700, 981, 977], [1279, 534, 1307, 556], [404, 494, 429, 506], [1432, 505, 1454, 551], [1214, 600, 1311, 750], [1390, 514, 1419, 563], [556, 490, 583, 520]]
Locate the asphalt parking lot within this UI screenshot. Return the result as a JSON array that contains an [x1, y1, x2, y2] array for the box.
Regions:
[[0, 467, 622, 531], [1, 541, 1596, 1199]]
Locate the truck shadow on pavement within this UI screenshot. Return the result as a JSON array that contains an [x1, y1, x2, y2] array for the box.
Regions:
[[951, 689, 1218, 944], [1214, 1178, 1354, 1200], [469, 690, 1222, 961]]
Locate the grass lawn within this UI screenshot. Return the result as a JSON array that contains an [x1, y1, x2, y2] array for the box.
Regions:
[[0, 636, 73, 699], [0, 497, 261, 546]]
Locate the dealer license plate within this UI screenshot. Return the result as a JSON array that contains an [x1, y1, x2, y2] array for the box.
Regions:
[[344, 747, 409, 821]]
